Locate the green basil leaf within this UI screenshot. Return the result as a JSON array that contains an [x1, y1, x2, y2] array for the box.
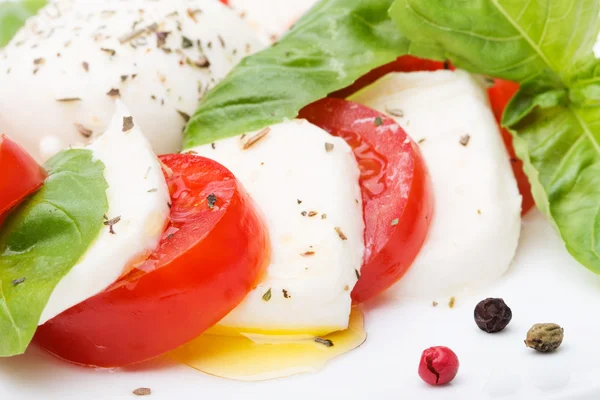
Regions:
[[566, 55, 600, 107], [502, 80, 568, 127], [0, 149, 108, 356], [0, 0, 46, 48], [183, 0, 409, 149], [389, 0, 600, 84], [506, 99, 600, 273]]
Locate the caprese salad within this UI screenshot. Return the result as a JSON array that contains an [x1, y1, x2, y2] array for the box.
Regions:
[[0, 0, 596, 385]]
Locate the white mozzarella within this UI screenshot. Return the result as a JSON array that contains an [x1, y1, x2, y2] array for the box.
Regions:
[[228, 0, 319, 43], [0, 0, 263, 162], [192, 120, 364, 335], [350, 70, 521, 299], [39, 100, 170, 324]]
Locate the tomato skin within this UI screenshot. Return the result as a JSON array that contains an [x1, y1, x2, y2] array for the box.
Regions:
[[330, 56, 447, 99], [487, 79, 534, 214], [35, 155, 269, 367], [299, 98, 434, 304], [0, 134, 46, 218]]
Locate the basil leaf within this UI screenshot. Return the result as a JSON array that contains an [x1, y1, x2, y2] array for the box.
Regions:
[[502, 80, 568, 127], [566, 55, 600, 107], [505, 96, 600, 273], [0, 149, 108, 356], [183, 0, 408, 149], [0, 0, 46, 48], [389, 0, 599, 84]]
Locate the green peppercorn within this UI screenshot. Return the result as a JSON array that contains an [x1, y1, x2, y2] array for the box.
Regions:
[[525, 323, 564, 353]]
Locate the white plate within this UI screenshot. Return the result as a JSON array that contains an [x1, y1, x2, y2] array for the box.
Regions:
[[1, 210, 599, 400]]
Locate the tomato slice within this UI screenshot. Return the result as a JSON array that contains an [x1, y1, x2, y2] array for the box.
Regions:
[[330, 56, 448, 99], [299, 98, 433, 304], [487, 79, 534, 214], [35, 154, 270, 367], [0, 134, 46, 219], [333, 56, 532, 214]]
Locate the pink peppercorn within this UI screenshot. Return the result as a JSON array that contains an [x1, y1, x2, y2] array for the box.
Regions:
[[418, 346, 459, 385]]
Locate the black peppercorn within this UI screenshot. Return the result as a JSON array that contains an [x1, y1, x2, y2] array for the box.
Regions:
[[474, 298, 512, 333]]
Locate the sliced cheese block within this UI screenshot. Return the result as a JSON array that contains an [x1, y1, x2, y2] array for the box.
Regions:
[[0, 0, 263, 162], [350, 70, 521, 299], [192, 120, 364, 336], [39, 100, 170, 324], [228, 0, 319, 43]]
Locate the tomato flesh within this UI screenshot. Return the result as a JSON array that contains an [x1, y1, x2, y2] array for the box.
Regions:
[[487, 79, 534, 214], [35, 154, 270, 367], [0, 134, 46, 219], [299, 98, 433, 304]]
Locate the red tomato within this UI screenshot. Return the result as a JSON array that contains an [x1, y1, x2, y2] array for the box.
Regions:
[[334, 57, 533, 214], [0, 134, 46, 219], [330, 56, 448, 99], [299, 98, 433, 304], [35, 154, 270, 367], [487, 79, 534, 214]]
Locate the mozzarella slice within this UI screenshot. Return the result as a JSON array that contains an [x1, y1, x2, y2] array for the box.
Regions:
[[350, 70, 521, 299], [191, 120, 364, 336], [0, 0, 263, 162], [39, 100, 170, 324], [228, 0, 319, 43]]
